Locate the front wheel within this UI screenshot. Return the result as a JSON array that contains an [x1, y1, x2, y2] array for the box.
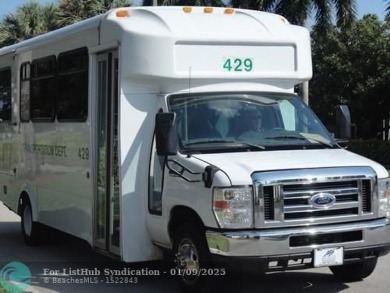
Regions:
[[329, 258, 378, 281], [173, 223, 211, 293]]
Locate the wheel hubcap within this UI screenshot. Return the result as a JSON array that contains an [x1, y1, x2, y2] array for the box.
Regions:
[[175, 238, 200, 285]]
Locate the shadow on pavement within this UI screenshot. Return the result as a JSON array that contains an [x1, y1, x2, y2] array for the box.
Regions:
[[0, 224, 352, 293]]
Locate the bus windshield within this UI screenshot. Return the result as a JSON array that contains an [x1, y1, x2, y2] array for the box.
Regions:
[[168, 92, 337, 153]]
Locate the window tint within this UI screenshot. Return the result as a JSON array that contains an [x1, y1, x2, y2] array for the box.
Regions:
[[20, 62, 30, 122], [31, 56, 56, 121], [0, 68, 12, 122], [57, 48, 88, 121]]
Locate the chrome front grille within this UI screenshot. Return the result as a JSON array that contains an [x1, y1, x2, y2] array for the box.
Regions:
[[283, 181, 361, 220], [253, 167, 377, 228]]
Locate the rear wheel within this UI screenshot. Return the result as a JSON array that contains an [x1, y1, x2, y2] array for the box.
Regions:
[[329, 258, 378, 281], [21, 199, 44, 246]]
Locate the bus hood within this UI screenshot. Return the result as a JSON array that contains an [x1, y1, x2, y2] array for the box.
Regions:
[[192, 149, 388, 185]]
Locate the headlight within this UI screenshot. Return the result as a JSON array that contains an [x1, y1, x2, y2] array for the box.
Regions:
[[378, 178, 390, 218], [213, 187, 253, 228]]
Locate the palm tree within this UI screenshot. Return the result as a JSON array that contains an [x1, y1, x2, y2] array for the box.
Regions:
[[0, 2, 60, 47], [58, 0, 132, 26], [386, 0, 390, 20], [230, 0, 356, 31]]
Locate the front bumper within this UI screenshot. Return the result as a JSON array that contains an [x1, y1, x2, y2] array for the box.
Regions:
[[206, 218, 390, 258]]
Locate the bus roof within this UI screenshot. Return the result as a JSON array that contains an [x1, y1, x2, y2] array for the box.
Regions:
[[103, 7, 312, 83], [0, 7, 312, 86]]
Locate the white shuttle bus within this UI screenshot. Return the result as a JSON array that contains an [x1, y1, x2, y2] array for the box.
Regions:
[[0, 6, 389, 291]]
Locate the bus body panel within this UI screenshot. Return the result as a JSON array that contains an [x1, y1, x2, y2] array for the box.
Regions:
[[0, 24, 101, 243]]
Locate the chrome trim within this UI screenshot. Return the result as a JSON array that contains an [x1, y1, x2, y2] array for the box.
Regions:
[[357, 180, 363, 214], [284, 201, 358, 213], [206, 218, 390, 257], [252, 167, 377, 228], [252, 167, 376, 185], [284, 187, 358, 197]]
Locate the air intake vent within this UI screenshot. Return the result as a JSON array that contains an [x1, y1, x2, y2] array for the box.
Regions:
[[263, 186, 274, 220], [362, 180, 372, 212]]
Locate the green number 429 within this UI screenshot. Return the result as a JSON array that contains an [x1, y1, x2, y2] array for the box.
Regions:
[[223, 58, 253, 72]]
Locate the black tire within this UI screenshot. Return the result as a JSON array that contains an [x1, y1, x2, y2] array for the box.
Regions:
[[329, 258, 378, 281], [172, 223, 212, 293], [20, 198, 44, 246]]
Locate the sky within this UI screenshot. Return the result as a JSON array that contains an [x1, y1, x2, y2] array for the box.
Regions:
[[0, 0, 388, 19]]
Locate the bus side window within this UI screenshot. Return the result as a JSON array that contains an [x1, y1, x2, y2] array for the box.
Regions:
[[31, 56, 56, 121], [57, 47, 88, 122], [0, 67, 12, 122], [20, 63, 31, 122]]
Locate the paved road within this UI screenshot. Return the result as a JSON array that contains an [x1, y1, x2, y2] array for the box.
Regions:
[[1, 202, 389, 293]]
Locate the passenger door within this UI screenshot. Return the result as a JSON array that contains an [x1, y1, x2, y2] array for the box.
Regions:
[[94, 51, 120, 255], [0, 63, 18, 209]]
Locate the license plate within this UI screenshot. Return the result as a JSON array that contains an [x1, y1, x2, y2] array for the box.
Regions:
[[314, 247, 344, 267]]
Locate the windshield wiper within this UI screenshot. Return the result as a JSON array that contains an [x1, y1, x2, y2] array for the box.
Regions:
[[185, 139, 266, 150], [265, 135, 335, 148], [237, 141, 266, 150]]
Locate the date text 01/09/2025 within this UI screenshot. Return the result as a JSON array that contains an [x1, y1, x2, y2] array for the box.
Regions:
[[170, 268, 227, 276], [42, 267, 226, 277]]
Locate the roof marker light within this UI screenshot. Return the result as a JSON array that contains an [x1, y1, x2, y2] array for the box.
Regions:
[[116, 10, 129, 18], [224, 8, 235, 15], [183, 7, 192, 13], [204, 7, 213, 13]]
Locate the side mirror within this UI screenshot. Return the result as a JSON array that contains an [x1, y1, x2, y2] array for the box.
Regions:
[[155, 112, 178, 156], [335, 105, 351, 139]]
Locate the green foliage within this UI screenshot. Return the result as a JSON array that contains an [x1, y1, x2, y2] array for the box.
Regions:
[[228, 0, 356, 31], [310, 15, 390, 138], [387, 0, 390, 21], [347, 139, 390, 167], [0, 2, 61, 46], [0, 0, 133, 47], [58, 0, 132, 26]]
